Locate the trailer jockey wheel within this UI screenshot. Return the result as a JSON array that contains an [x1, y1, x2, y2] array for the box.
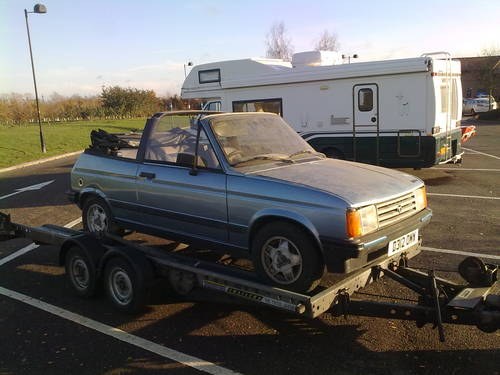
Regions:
[[65, 246, 98, 298], [458, 256, 496, 287]]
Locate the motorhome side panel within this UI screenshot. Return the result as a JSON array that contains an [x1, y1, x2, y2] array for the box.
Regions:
[[221, 74, 444, 167], [191, 56, 464, 168]]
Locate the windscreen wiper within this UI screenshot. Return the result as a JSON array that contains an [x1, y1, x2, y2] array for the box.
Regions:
[[232, 154, 295, 167], [288, 150, 325, 159]]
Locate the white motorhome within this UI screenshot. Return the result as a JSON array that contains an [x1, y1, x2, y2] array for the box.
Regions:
[[181, 51, 463, 168]]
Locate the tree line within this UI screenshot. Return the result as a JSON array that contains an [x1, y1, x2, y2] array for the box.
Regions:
[[0, 86, 201, 126]]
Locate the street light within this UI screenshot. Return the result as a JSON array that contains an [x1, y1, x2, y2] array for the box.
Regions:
[[24, 3, 47, 153], [342, 54, 358, 64], [183, 61, 193, 78], [183, 61, 193, 109]]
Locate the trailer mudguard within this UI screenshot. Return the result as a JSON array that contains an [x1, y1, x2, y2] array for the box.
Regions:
[[59, 234, 108, 276]]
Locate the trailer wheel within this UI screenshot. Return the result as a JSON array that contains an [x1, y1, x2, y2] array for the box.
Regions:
[[82, 196, 124, 236], [65, 246, 98, 298], [104, 257, 148, 313], [251, 222, 324, 293]]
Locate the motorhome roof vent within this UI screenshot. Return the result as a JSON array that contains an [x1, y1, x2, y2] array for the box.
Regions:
[[292, 51, 342, 68]]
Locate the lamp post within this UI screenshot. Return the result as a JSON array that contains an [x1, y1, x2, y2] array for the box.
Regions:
[[183, 61, 193, 109], [183, 61, 193, 78], [24, 3, 47, 153], [342, 54, 358, 64]]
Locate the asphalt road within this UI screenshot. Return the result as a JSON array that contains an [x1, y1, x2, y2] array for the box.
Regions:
[[0, 120, 499, 375]]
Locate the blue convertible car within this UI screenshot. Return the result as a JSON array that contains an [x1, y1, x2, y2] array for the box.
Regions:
[[69, 111, 431, 292]]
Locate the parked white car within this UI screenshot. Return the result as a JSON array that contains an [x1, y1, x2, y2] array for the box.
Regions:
[[463, 97, 498, 115]]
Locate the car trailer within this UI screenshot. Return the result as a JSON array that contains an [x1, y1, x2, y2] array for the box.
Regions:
[[1, 212, 498, 342]]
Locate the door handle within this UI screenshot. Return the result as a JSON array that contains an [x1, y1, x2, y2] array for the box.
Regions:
[[371, 116, 377, 123], [139, 172, 156, 179]]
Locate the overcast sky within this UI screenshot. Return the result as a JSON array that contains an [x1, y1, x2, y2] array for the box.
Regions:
[[1, 0, 499, 97]]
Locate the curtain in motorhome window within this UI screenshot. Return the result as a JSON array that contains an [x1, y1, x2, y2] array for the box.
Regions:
[[232, 99, 283, 116], [440, 80, 459, 119]]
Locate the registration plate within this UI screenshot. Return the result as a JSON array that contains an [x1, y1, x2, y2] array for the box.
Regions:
[[388, 229, 418, 256]]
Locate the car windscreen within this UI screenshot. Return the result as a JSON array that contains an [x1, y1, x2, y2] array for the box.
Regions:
[[208, 113, 321, 167]]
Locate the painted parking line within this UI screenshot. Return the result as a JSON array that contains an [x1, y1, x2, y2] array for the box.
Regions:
[[432, 168, 500, 172], [422, 246, 500, 260], [0, 180, 55, 201], [427, 192, 500, 200], [0, 286, 240, 375], [462, 147, 500, 160], [0, 217, 82, 267]]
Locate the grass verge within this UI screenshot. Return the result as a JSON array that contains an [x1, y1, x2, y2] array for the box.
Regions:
[[0, 119, 146, 169]]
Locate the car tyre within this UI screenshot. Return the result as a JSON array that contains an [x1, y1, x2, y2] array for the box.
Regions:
[[65, 246, 98, 298], [82, 196, 124, 236], [104, 257, 148, 313], [251, 222, 325, 293]]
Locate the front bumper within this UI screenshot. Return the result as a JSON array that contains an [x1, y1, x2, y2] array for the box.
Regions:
[[321, 208, 432, 273]]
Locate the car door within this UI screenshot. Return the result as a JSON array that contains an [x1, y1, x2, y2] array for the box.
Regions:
[[136, 120, 228, 243]]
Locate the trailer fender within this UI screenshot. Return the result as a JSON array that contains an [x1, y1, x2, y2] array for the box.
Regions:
[[98, 247, 156, 288], [59, 234, 107, 277]]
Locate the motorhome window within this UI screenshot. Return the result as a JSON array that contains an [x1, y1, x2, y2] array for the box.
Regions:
[[232, 99, 283, 116], [358, 89, 373, 111], [199, 69, 221, 84], [451, 79, 458, 120], [440, 84, 449, 113], [206, 101, 221, 111]]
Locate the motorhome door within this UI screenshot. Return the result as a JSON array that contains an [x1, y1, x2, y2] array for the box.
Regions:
[[353, 84, 378, 126], [353, 84, 379, 164]]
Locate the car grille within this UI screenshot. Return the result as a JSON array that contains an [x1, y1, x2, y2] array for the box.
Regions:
[[376, 191, 417, 228]]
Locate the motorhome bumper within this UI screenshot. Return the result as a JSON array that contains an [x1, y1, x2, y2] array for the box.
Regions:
[[321, 208, 432, 273]]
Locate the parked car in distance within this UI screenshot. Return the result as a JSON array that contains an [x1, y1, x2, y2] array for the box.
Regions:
[[463, 97, 498, 115], [69, 111, 432, 293]]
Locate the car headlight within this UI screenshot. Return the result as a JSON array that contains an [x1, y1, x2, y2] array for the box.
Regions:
[[415, 186, 427, 211], [346, 205, 378, 238]]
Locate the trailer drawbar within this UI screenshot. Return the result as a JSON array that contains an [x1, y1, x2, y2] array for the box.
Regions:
[[0, 212, 498, 342]]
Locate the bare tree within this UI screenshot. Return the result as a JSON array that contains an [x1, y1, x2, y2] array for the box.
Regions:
[[265, 21, 294, 61], [315, 30, 339, 51]]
